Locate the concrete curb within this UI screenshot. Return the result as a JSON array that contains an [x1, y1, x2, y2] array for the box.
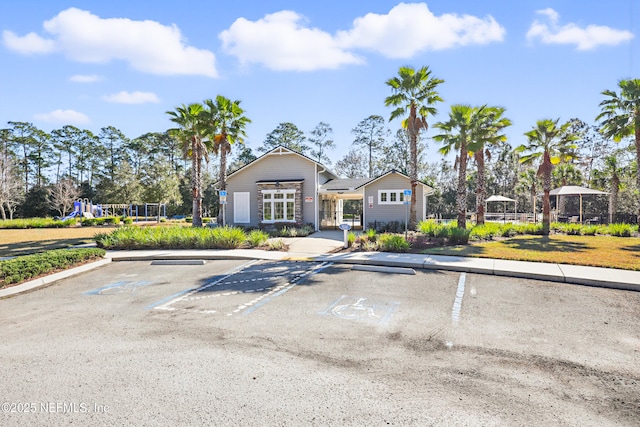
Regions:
[[0, 258, 112, 299]]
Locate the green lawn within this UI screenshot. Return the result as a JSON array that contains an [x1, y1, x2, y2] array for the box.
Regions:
[[423, 235, 640, 271]]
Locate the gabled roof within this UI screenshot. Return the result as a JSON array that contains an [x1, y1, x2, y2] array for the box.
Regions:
[[319, 170, 435, 194], [360, 169, 435, 193], [320, 178, 370, 191], [226, 145, 339, 181]]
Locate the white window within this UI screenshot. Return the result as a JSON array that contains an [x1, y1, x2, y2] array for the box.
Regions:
[[378, 190, 406, 205], [234, 192, 250, 223], [262, 190, 296, 222]]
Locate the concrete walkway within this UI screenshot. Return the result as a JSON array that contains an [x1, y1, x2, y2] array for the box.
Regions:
[[1, 230, 639, 298]]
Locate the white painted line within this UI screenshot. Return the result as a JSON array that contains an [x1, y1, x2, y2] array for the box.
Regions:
[[150, 260, 206, 265], [451, 273, 466, 326], [153, 260, 258, 311]]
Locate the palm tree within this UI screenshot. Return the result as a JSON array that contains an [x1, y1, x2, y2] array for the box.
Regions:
[[166, 103, 206, 227], [434, 105, 486, 229], [385, 65, 444, 228], [515, 119, 577, 235], [203, 96, 251, 225], [468, 106, 511, 225], [591, 152, 625, 223], [597, 79, 640, 226], [515, 168, 541, 222]]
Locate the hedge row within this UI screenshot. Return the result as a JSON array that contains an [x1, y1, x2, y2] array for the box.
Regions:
[[0, 248, 106, 288]]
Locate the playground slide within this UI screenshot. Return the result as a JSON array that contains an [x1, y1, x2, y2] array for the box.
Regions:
[[61, 211, 80, 221]]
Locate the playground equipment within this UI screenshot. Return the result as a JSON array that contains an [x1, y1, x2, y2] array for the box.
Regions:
[[60, 199, 168, 222]]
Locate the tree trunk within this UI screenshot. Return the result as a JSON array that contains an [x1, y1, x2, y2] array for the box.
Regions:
[[191, 137, 202, 227], [218, 138, 229, 226], [408, 106, 418, 229], [540, 152, 552, 236], [475, 151, 486, 225], [457, 147, 468, 229]]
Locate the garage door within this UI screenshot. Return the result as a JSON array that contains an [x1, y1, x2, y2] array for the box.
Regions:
[[234, 192, 250, 223]]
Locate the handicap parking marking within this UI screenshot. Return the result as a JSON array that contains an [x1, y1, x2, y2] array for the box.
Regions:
[[84, 280, 153, 296], [320, 295, 400, 325]]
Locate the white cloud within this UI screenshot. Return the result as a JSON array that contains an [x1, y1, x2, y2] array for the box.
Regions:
[[219, 4, 505, 70], [2, 30, 56, 54], [336, 2, 506, 58], [3, 7, 217, 77], [102, 91, 160, 104], [220, 10, 363, 71], [526, 8, 634, 50], [34, 109, 90, 125], [69, 74, 103, 83]]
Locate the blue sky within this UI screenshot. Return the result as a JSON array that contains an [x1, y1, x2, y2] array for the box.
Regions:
[[0, 1, 637, 162]]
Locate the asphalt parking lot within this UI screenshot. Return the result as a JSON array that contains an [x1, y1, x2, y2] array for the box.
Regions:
[[1, 260, 639, 426]]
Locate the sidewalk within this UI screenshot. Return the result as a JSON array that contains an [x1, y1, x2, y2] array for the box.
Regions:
[[2, 230, 639, 298]]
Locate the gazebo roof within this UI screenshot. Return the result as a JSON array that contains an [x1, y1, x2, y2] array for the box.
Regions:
[[486, 195, 516, 202], [549, 186, 609, 196]]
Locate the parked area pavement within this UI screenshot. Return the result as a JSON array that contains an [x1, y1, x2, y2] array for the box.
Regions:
[[1, 230, 639, 299], [1, 258, 639, 425]]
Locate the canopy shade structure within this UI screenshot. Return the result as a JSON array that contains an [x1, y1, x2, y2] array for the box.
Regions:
[[485, 195, 517, 223], [486, 195, 516, 202], [548, 186, 609, 223]]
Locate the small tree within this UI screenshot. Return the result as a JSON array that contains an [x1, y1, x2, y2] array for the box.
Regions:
[[351, 115, 389, 178], [49, 178, 80, 217], [260, 122, 309, 154], [308, 122, 335, 165]]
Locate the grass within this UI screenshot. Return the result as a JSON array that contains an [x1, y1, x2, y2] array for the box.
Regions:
[[422, 234, 640, 271], [0, 227, 105, 257]]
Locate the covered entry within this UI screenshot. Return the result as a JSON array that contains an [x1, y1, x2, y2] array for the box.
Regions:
[[319, 178, 368, 229]]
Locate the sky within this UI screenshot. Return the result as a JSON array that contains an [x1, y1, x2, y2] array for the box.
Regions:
[[0, 0, 637, 164]]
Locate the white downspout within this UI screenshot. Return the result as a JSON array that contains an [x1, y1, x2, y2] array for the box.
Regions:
[[316, 165, 326, 231]]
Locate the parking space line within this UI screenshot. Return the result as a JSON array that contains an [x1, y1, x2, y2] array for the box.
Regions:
[[152, 260, 259, 311], [240, 262, 332, 316], [451, 272, 466, 325]]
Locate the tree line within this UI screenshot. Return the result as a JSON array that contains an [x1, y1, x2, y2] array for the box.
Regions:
[[1, 69, 639, 233]]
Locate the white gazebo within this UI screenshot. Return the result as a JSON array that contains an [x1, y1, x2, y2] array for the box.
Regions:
[[485, 195, 517, 223], [549, 186, 609, 223]]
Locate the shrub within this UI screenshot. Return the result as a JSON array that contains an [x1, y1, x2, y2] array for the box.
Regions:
[[0, 217, 76, 229], [267, 239, 286, 251], [378, 234, 410, 252], [0, 248, 105, 287], [606, 223, 634, 237], [246, 230, 269, 247], [417, 219, 438, 236], [448, 227, 470, 245], [211, 226, 246, 249], [564, 224, 582, 235], [365, 228, 377, 241], [347, 231, 356, 247], [361, 240, 379, 251], [123, 217, 133, 225]]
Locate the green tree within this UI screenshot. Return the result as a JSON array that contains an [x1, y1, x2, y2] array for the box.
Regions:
[[308, 122, 335, 165], [515, 168, 541, 222], [7, 121, 37, 193], [515, 119, 577, 235], [99, 126, 128, 183], [260, 122, 308, 154], [385, 65, 444, 228], [334, 148, 368, 179], [203, 95, 250, 225], [434, 105, 486, 229], [351, 115, 389, 178], [468, 106, 511, 225], [167, 103, 207, 227], [141, 160, 182, 207], [30, 129, 52, 188], [51, 125, 80, 182], [228, 145, 257, 173], [597, 79, 640, 225]]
